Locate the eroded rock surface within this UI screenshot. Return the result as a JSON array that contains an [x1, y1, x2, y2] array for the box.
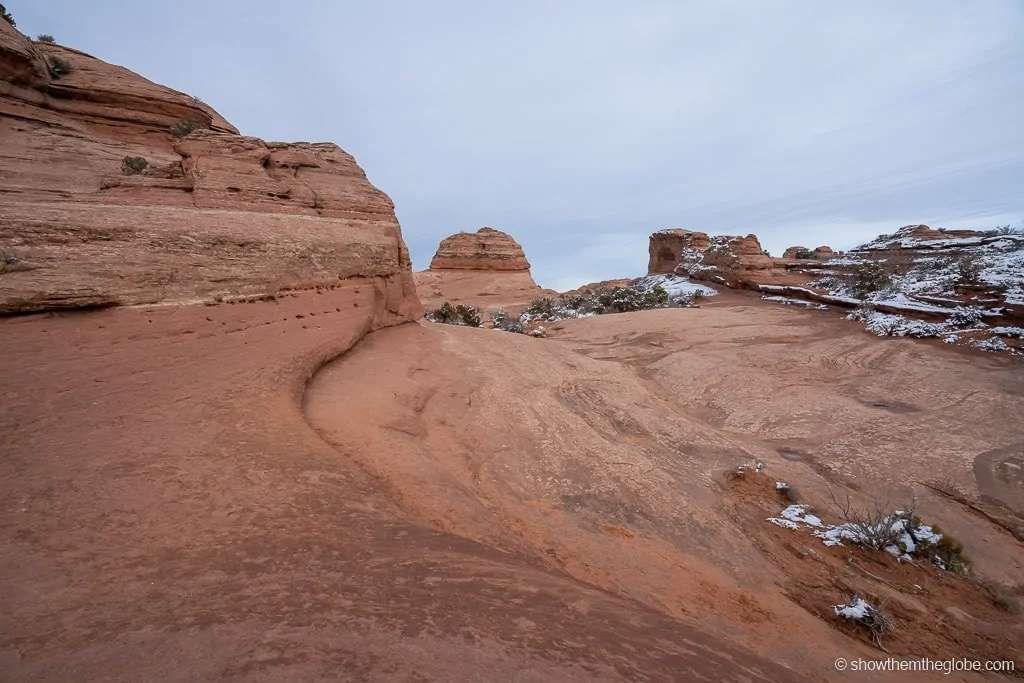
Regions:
[[0, 25, 417, 316], [416, 227, 551, 310]]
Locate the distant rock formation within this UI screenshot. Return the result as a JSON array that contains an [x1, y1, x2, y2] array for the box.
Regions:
[[649, 229, 792, 289], [0, 21, 419, 319], [428, 227, 531, 271], [783, 246, 836, 260], [416, 227, 551, 310], [648, 229, 711, 274]]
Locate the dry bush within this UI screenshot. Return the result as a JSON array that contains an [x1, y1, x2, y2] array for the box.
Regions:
[[835, 595, 893, 648], [121, 156, 148, 175], [170, 118, 201, 139], [828, 490, 915, 551], [976, 579, 1021, 613]]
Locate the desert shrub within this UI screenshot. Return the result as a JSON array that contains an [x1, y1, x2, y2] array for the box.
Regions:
[[977, 580, 1021, 613], [775, 482, 800, 502], [947, 306, 985, 328], [48, 56, 72, 79], [918, 526, 971, 575], [827, 492, 918, 551], [834, 595, 893, 648], [794, 249, 817, 259], [425, 301, 481, 327], [981, 225, 1024, 237], [490, 308, 523, 334], [527, 297, 557, 316], [1, 4, 14, 26], [990, 326, 1024, 339], [956, 255, 983, 285], [120, 156, 148, 176], [170, 118, 201, 139], [36, 34, 55, 43], [970, 337, 1011, 353], [849, 262, 892, 298]]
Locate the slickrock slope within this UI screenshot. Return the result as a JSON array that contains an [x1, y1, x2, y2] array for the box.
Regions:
[[0, 27, 798, 683], [310, 302, 1024, 681], [0, 22, 418, 315], [415, 227, 553, 310]]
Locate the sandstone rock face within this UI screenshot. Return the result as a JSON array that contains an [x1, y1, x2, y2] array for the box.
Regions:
[[648, 229, 711, 273], [783, 245, 836, 260], [0, 26, 419, 318], [672, 233, 790, 289], [417, 227, 550, 310], [428, 227, 531, 271]]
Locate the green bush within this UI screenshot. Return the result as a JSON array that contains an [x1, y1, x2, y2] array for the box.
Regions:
[[425, 302, 481, 327], [527, 297, 557, 316], [121, 156, 149, 176], [1, 4, 15, 26], [794, 249, 817, 259], [48, 56, 72, 79], [955, 255, 982, 285], [490, 309, 523, 334], [849, 262, 892, 299], [170, 118, 201, 139], [36, 34, 55, 43]]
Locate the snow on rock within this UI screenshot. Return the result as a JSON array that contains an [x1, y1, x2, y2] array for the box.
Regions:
[[991, 326, 1024, 339], [761, 295, 828, 310], [636, 274, 718, 297], [834, 597, 874, 621], [766, 502, 950, 563], [970, 337, 1011, 352]]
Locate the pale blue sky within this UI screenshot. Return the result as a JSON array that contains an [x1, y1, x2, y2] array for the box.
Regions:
[[11, 1, 1024, 289]]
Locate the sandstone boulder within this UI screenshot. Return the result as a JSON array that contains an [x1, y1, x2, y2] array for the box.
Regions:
[[428, 227, 531, 271], [417, 227, 550, 310]]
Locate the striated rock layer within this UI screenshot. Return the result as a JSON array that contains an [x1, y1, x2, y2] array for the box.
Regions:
[[416, 227, 551, 310], [428, 226, 531, 271], [0, 22, 418, 317]]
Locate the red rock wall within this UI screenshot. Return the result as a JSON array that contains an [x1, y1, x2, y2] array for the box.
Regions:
[[0, 23, 420, 319]]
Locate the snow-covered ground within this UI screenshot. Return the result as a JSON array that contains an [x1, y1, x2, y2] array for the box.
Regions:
[[761, 295, 827, 310], [636, 274, 718, 297], [797, 227, 1024, 353]]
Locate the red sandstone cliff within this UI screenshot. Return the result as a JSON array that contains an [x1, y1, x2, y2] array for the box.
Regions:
[[0, 22, 419, 319]]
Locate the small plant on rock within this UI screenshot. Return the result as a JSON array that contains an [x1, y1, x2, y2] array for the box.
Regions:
[[36, 34, 55, 43], [527, 297, 557, 317], [120, 156, 149, 176], [849, 262, 892, 299], [834, 595, 893, 648], [956, 255, 983, 285], [490, 308, 523, 334], [1, 3, 15, 26], [425, 301, 481, 327], [794, 249, 817, 259], [170, 118, 201, 139], [48, 56, 72, 79], [947, 306, 985, 328]]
